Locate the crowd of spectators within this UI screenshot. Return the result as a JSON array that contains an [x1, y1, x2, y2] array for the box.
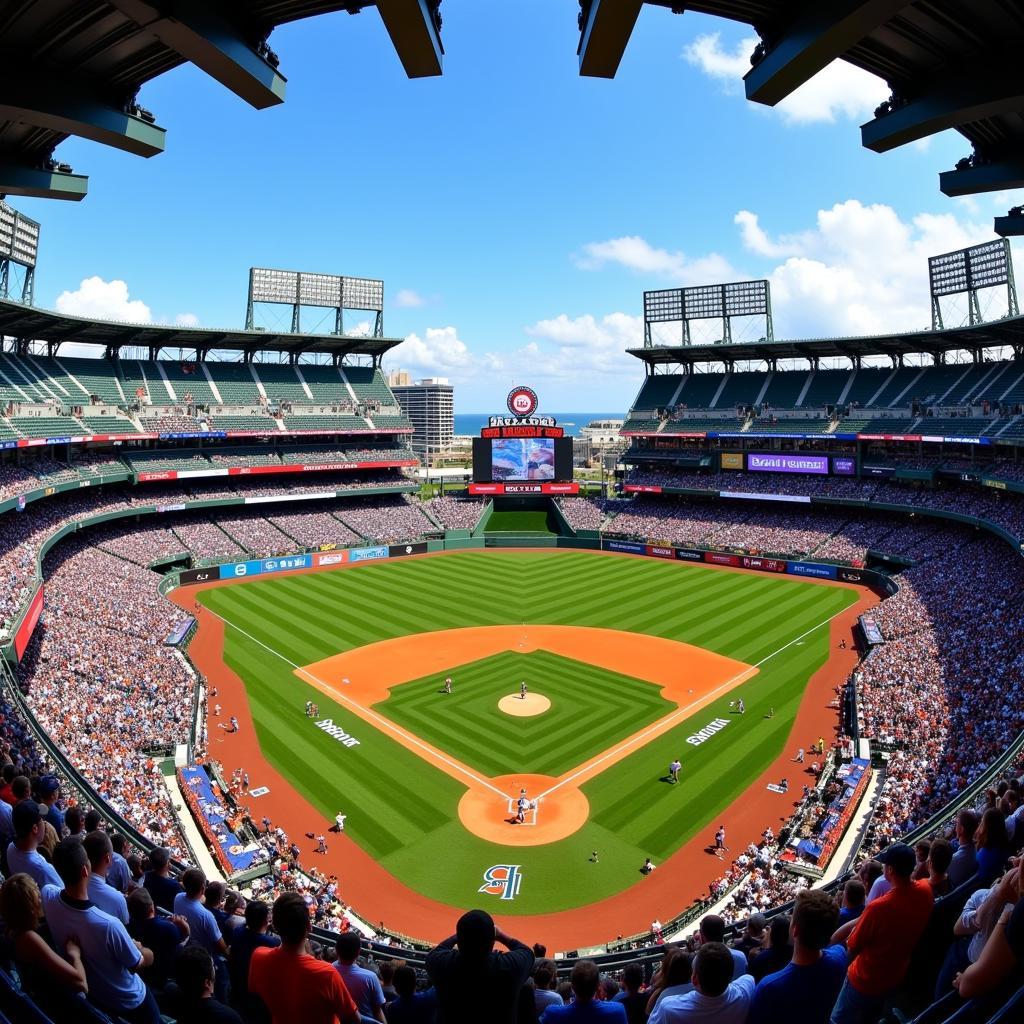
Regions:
[[214, 513, 295, 554], [423, 494, 486, 530], [264, 508, 363, 548], [337, 497, 436, 544]]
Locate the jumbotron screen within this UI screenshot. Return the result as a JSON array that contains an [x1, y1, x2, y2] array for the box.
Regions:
[[473, 437, 573, 483]]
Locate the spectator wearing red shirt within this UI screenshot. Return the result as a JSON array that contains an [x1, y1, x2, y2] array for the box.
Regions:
[[249, 891, 358, 1024], [829, 844, 934, 1024]]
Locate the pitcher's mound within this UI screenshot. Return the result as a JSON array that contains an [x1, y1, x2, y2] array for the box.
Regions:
[[499, 693, 551, 717]]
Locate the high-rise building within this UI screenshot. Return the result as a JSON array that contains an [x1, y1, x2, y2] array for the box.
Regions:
[[390, 376, 454, 458], [387, 368, 412, 387]]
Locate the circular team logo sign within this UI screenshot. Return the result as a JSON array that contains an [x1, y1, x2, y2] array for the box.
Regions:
[[507, 386, 539, 418]]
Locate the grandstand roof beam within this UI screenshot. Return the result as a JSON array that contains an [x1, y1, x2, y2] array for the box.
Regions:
[[939, 156, 1024, 197], [995, 210, 1024, 238], [0, 158, 88, 202], [578, 0, 644, 79], [107, 0, 287, 109], [862, 68, 1024, 154], [375, 0, 444, 79], [743, 0, 908, 107], [0, 76, 166, 158]]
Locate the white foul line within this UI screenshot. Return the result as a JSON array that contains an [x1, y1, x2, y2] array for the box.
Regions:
[[202, 607, 508, 800], [534, 601, 856, 802]]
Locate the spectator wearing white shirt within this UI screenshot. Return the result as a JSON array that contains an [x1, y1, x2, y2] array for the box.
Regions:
[[648, 943, 755, 1024]]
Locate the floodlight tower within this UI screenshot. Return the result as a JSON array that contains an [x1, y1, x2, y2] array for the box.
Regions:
[[0, 200, 39, 304]]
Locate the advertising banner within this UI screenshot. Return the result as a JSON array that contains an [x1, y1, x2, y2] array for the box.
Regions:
[[351, 546, 389, 563], [862, 465, 896, 477], [704, 552, 741, 567], [13, 585, 44, 661], [674, 548, 704, 561], [389, 542, 428, 558], [606, 540, 645, 554], [261, 555, 312, 574], [720, 491, 811, 504], [832, 457, 856, 476], [180, 567, 218, 585], [624, 485, 663, 494], [646, 545, 675, 558], [313, 550, 349, 567], [720, 452, 744, 470], [139, 471, 177, 482], [747, 453, 828, 475], [788, 561, 839, 580], [216, 554, 313, 580], [468, 482, 580, 495], [742, 556, 787, 573]]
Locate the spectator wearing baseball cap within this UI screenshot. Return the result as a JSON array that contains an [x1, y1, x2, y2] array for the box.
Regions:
[[829, 843, 934, 1024], [7, 800, 61, 890], [37, 775, 63, 835], [425, 909, 534, 1024]]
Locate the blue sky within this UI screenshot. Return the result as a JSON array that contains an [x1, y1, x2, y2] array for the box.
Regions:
[[14, 1, 1020, 413]]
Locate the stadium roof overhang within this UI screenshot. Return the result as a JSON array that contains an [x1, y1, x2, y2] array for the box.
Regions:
[[0, 0, 442, 201], [578, 1, 1024, 236], [628, 314, 1024, 368], [0, 297, 402, 360]]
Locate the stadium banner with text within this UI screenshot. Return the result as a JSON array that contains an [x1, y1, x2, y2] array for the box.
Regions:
[[623, 484, 663, 494], [605, 540, 646, 555], [138, 460, 415, 483], [832, 457, 856, 475], [720, 452, 744, 470], [704, 552, 741, 567], [787, 561, 839, 580], [741, 556, 787, 573], [350, 546, 390, 563], [720, 490, 812, 504], [216, 554, 313, 580], [468, 482, 580, 495], [13, 585, 44, 661], [313, 550, 349, 567], [747, 452, 829, 475], [645, 544, 675, 558], [859, 433, 992, 446], [179, 567, 219, 585], [674, 548, 704, 561], [389, 542, 428, 558]]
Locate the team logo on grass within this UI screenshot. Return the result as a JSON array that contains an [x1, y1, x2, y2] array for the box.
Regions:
[[479, 864, 523, 901]]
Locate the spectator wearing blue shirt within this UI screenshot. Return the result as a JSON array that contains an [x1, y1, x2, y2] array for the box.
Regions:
[[173, 869, 227, 957], [108, 832, 133, 892], [333, 931, 387, 1022], [540, 960, 627, 1021], [749, 917, 793, 983], [143, 846, 183, 912], [974, 808, 1010, 884], [228, 899, 280, 1019], [748, 890, 847, 1024], [6, 800, 62, 890], [698, 915, 748, 980], [84, 830, 130, 924], [948, 809, 980, 889], [837, 879, 866, 928], [37, 776, 63, 835], [42, 838, 162, 1024], [534, 959, 565, 1016]]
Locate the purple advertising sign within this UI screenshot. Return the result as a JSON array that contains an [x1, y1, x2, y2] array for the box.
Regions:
[[747, 452, 829, 475], [832, 457, 856, 476]]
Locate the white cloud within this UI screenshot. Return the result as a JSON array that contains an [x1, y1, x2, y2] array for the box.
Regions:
[[394, 288, 424, 308], [683, 32, 888, 125], [174, 312, 200, 327], [575, 236, 735, 285], [393, 326, 474, 376], [56, 276, 152, 323], [347, 320, 372, 337]]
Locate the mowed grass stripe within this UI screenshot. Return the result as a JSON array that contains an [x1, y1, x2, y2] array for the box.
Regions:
[[377, 650, 673, 777]]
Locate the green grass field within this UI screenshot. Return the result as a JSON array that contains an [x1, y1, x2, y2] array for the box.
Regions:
[[379, 650, 673, 777], [484, 509, 555, 533], [198, 550, 857, 913]]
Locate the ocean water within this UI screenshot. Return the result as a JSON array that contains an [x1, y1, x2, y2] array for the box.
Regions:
[[454, 413, 624, 437]]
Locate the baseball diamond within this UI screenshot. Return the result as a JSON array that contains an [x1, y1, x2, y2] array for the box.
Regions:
[[183, 547, 865, 941]]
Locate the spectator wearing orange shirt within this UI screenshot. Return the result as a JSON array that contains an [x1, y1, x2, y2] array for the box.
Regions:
[[249, 891, 358, 1024], [829, 844, 934, 1024]]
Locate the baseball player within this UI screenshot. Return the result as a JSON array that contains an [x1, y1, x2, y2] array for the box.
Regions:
[[669, 758, 682, 784], [715, 825, 728, 858], [316, 834, 327, 854], [334, 812, 346, 833], [444, 676, 452, 695], [516, 795, 528, 824], [520, 680, 528, 700]]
